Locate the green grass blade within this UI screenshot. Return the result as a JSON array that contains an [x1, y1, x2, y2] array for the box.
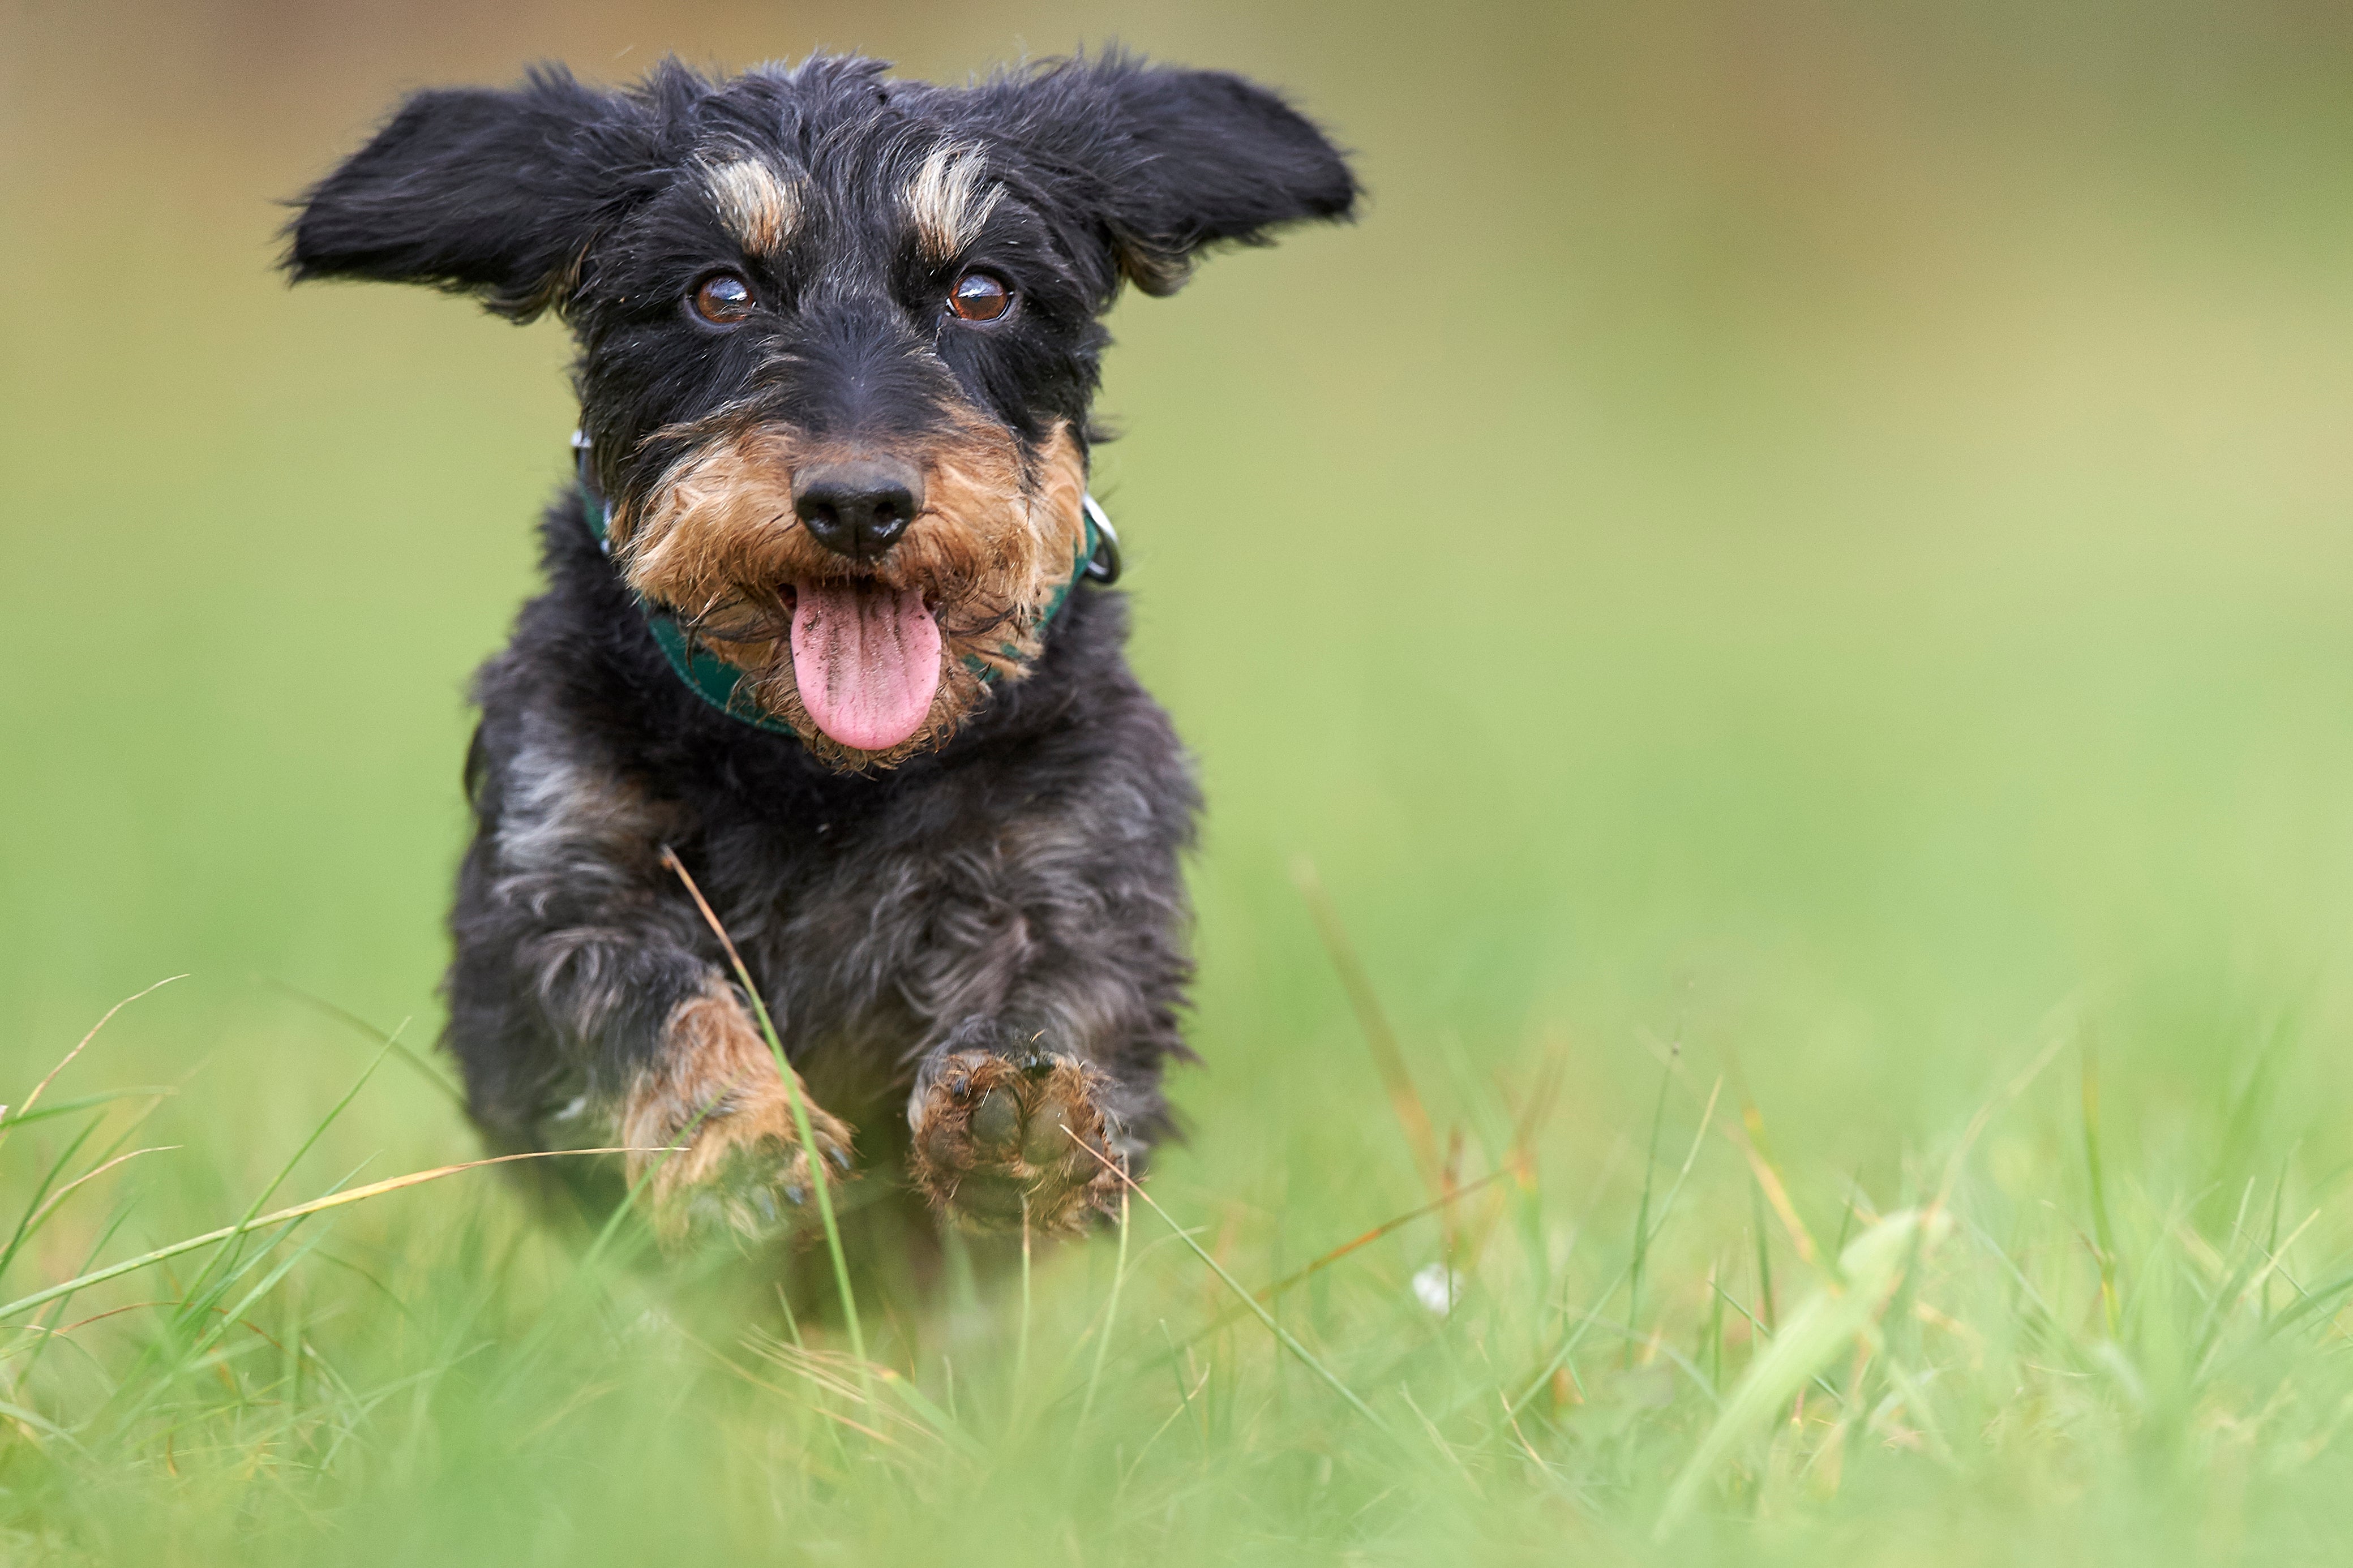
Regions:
[[1069, 1135, 1391, 1436], [1656, 1207, 1947, 1539], [0, 1148, 635, 1322], [662, 848, 869, 1391], [1077, 1184, 1132, 1433], [2081, 1045, 2122, 1337], [0, 976, 184, 1164], [1625, 1060, 1674, 1363], [262, 979, 467, 1106], [0, 1116, 108, 1281], [182, 1036, 398, 1306], [0, 1088, 177, 1133]]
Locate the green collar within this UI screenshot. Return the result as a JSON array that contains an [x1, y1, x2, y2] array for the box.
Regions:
[[573, 435, 1117, 738]]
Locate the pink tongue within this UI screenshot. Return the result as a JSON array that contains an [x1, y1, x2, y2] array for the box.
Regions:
[[788, 582, 943, 752]]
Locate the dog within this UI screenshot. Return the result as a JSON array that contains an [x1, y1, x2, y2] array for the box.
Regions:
[[286, 49, 1355, 1249]]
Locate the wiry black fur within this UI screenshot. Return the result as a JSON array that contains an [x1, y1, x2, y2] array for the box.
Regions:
[[285, 49, 1355, 1243]]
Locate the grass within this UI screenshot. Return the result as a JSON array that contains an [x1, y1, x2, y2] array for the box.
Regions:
[[10, 1, 2353, 1561], [8, 935, 2353, 1565]]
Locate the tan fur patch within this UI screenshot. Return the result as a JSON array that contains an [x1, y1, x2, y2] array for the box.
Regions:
[[1113, 238, 1194, 297], [905, 143, 1004, 262], [613, 417, 1090, 772], [622, 975, 853, 1241], [704, 158, 802, 255]]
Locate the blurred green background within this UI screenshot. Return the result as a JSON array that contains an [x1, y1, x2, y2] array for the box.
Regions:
[[8, 1, 2353, 1559], [5, 0, 2353, 1152], [7, 0, 2352, 1152]]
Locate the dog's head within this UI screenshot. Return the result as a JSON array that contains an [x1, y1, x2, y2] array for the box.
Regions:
[[288, 52, 1355, 768]]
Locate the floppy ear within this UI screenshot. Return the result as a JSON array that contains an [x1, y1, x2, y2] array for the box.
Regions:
[[980, 51, 1359, 297], [285, 66, 663, 321]]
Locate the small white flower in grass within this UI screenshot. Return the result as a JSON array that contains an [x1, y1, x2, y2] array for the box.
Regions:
[[1411, 1262, 1461, 1316], [625, 1304, 683, 1346]]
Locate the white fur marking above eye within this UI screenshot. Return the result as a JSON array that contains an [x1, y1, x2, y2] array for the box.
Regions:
[[704, 159, 802, 254], [905, 143, 1004, 261]]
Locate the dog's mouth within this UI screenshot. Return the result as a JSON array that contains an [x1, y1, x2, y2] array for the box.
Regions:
[[620, 416, 1088, 767], [783, 577, 944, 753]]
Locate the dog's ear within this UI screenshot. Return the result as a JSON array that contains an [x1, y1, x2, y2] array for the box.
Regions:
[[978, 51, 1358, 297], [286, 66, 663, 321]]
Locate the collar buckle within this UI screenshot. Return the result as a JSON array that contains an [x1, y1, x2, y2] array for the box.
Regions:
[[571, 429, 615, 555], [1081, 493, 1121, 585]]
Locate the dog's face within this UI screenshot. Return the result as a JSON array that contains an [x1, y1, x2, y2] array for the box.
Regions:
[[289, 54, 1354, 768]]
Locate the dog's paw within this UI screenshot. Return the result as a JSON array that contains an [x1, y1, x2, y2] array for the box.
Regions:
[[908, 1045, 1124, 1233], [634, 1080, 855, 1246], [624, 979, 855, 1247]]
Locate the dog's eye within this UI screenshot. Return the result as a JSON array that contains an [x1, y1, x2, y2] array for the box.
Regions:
[[691, 272, 755, 325], [946, 271, 1013, 324]]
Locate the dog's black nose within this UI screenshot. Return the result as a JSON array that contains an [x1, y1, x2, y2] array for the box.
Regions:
[[792, 459, 924, 562]]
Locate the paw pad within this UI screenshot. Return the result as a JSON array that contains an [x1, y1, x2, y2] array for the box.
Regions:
[[970, 1086, 1022, 1149], [909, 1048, 1123, 1233]]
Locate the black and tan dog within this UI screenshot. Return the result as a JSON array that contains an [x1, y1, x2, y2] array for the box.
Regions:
[[286, 51, 1355, 1245]]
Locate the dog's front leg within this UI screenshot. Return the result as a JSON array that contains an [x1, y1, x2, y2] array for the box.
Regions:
[[894, 827, 1191, 1234], [446, 720, 851, 1246], [614, 970, 854, 1245]]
